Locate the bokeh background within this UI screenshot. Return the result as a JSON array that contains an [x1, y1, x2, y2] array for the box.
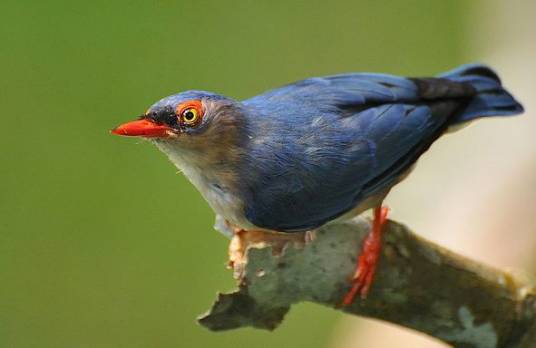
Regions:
[[1, 1, 534, 347]]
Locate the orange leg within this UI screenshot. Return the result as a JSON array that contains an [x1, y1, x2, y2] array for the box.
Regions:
[[342, 206, 389, 306]]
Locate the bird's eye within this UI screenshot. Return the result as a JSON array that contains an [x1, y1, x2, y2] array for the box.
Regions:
[[182, 108, 198, 124]]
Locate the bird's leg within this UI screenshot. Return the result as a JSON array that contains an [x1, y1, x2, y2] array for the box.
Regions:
[[226, 222, 315, 279], [342, 205, 389, 306]]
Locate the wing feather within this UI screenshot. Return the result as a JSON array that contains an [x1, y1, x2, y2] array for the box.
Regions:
[[241, 74, 466, 231]]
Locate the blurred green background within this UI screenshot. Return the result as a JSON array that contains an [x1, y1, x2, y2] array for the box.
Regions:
[[0, 1, 473, 347]]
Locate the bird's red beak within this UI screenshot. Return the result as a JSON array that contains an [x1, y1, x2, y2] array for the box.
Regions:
[[111, 119, 172, 138]]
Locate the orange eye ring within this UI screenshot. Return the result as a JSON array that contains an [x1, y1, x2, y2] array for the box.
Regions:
[[176, 100, 204, 127]]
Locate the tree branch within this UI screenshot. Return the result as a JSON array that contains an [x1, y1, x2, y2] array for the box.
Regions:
[[198, 218, 536, 348]]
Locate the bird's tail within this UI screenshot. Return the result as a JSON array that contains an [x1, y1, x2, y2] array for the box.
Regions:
[[439, 63, 524, 124]]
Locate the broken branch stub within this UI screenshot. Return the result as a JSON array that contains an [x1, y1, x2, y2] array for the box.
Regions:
[[198, 218, 536, 348]]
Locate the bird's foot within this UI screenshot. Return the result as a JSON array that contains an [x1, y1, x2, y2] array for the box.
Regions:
[[227, 222, 315, 279], [341, 206, 389, 306]]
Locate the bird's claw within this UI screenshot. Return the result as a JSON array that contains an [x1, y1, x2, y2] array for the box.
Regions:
[[341, 206, 388, 306]]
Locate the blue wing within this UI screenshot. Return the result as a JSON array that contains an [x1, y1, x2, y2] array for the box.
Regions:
[[239, 67, 512, 231]]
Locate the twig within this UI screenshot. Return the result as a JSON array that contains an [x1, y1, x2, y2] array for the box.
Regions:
[[198, 218, 536, 348]]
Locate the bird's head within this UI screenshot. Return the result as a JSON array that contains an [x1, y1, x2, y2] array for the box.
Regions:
[[112, 91, 247, 169]]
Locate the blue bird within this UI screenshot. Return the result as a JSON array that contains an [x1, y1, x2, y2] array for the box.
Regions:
[[112, 64, 524, 305]]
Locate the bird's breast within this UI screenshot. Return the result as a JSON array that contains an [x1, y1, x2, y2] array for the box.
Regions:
[[199, 181, 254, 229], [154, 141, 254, 230]]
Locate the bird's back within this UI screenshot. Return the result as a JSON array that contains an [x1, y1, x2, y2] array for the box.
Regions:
[[238, 64, 523, 232]]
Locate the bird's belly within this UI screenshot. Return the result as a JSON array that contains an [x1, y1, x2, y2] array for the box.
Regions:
[[329, 191, 388, 224], [181, 171, 254, 229], [201, 185, 255, 230], [329, 164, 415, 225]]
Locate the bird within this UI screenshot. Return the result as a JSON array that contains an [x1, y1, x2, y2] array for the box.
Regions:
[[112, 63, 524, 306]]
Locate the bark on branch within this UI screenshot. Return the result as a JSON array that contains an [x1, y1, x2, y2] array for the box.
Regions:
[[198, 218, 536, 348]]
